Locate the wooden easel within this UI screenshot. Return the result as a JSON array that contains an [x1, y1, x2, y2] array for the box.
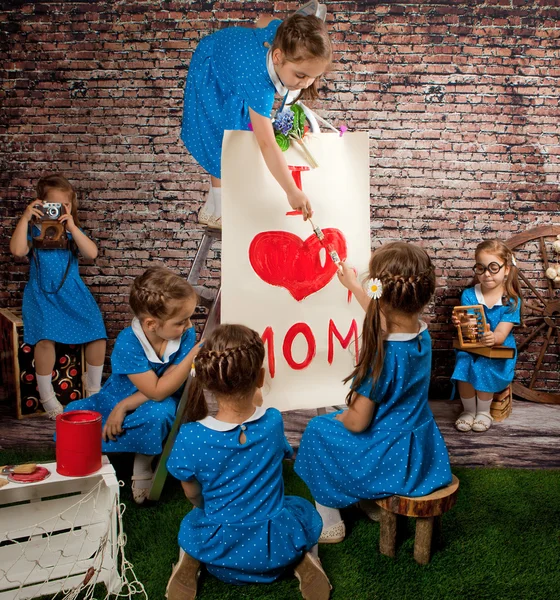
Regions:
[[149, 228, 222, 501]]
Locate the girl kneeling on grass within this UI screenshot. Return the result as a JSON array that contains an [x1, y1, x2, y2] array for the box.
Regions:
[[166, 324, 331, 600]]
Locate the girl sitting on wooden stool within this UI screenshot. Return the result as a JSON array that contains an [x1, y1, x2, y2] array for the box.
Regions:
[[295, 242, 453, 544]]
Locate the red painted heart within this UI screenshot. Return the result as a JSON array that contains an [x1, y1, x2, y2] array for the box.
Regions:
[[249, 229, 348, 301]]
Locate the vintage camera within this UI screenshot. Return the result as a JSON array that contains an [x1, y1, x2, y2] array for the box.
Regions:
[[37, 202, 64, 220], [32, 203, 68, 249]]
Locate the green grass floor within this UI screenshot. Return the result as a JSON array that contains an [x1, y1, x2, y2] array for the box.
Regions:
[[2, 449, 559, 600]]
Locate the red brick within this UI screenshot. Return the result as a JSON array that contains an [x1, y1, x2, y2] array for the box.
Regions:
[[1, 1, 558, 397]]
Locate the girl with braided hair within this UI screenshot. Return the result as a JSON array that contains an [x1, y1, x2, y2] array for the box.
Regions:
[[452, 239, 522, 433], [295, 242, 452, 544], [64, 266, 200, 504], [166, 324, 331, 600]]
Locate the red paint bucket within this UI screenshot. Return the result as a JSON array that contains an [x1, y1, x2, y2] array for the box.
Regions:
[[56, 410, 102, 476]]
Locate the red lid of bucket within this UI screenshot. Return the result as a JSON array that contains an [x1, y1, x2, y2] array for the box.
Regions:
[[58, 410, 102, 424]]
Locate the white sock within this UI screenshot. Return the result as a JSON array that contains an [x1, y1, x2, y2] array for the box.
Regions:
[[200, 187, 214, 216], [310, 544, 319, 558], [133, 454, 154, 489], [37, 373, 62, 414], [476, 397, 493, 417], [315, 501, 342, 527], [86, 363, 103, 392], [211, 187, 222, 218], [36, 373, 55, 401], [460, 395, 477, 416]]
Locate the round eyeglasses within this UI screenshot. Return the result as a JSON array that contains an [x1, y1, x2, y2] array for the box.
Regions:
[[473, 262, 505, 276]]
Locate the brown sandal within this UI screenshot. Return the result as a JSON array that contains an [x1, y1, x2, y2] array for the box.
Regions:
[[294, 552, 332, 600], [166, 550, 200, 600]]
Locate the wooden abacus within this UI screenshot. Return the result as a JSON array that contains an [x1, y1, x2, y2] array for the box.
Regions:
[[452, 304, 515, 359], [453, 305, 487, 348]]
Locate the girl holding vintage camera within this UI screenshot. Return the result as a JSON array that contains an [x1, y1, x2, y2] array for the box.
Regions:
[[10, 174, 107, 419]]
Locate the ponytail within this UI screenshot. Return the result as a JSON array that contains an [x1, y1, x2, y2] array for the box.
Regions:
[[184, 371, 208, 423], [343, 297, 385, 405], [343, 242, 435, 404]]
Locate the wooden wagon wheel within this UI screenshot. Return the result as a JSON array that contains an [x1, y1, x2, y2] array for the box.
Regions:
[[505, 225, 560, 404]]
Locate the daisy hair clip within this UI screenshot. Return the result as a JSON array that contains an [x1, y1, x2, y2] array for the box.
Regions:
[[510, 254, 517, 267], [190, 360, 196, 378], [365, 278, 383, 300]]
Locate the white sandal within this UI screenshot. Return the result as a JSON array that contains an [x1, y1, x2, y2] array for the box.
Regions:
[[472, 413, 493, 432], [318, 520, 345, 544], [455, 411, 475, 432], [41, 395, 63, 420], [131, 475, 152, 505], [205, 215, 222, 230]]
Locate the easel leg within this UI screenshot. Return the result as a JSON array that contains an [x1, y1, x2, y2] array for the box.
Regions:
[[148, 291, 221, 501]]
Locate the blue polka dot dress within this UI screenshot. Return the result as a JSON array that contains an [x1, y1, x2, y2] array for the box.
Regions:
[[22, 226, 106, 345], [452, 285, 521, 393], [64, 319, 196, 455], [295, 322, 452, 508], [181, 20, 282, 178], [167, 407, 322, 585]]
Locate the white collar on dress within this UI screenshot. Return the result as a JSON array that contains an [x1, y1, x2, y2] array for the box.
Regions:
[[474, 284, 503, 308], [131, 317, 181, 364], [266, 49, 300, 103], [197, 406, 267, 431], [385, 320, 428, 342]]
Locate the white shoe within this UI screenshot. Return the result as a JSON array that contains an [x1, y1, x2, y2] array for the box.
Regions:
[[198, 187, 215, 226], [205, 215, 222, 230], [455, 411, 475, 432], [41, 395, 63, 420], [472, 413, 493, 432], [318, 520, 345, 544]]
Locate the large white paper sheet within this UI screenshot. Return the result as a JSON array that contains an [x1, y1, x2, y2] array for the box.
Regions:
[[221, 130, 371, 411]]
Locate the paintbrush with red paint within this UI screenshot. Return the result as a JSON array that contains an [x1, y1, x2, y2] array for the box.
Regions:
[[308, 218, 342, 266]]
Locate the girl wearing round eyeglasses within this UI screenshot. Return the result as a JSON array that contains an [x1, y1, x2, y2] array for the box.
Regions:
[[452, 240, 523, 432]]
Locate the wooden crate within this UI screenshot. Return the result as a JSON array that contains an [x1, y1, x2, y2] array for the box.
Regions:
[[491, 385, 513, 422], [0, 457, 122, 599], [0, 307, 85, 419]]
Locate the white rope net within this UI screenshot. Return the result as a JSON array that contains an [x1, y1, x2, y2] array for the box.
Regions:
[[0, 479, 147, 600]]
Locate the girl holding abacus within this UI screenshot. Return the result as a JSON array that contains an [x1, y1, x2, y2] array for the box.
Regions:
[[452, 240, 522, 433]]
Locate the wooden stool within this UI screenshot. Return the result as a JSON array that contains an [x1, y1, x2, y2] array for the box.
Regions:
[[375, 475, 460, 565]]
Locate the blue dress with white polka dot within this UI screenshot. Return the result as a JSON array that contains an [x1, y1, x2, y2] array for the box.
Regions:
[[295, 324, 452, 508], [452, 285, 521, 393], [64, 324, 196, 455], [181, 20, 281, 178], [22, 227, 106, 345], [167, 407, 322, 585]]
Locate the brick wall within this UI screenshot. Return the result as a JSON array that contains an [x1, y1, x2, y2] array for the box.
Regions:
[[1, 1, 558, 399]]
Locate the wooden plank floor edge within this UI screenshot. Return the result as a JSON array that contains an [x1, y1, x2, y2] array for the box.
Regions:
[[1, 400, 560, 469]]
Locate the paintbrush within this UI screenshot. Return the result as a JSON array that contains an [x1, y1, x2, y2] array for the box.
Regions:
[[308, 218, 342, 266]]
